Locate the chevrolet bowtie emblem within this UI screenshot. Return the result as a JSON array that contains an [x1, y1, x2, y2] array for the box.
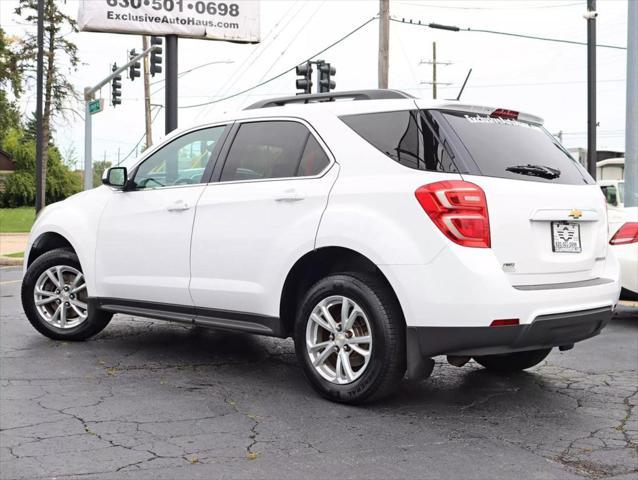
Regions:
[[569, 208, 583, 219]]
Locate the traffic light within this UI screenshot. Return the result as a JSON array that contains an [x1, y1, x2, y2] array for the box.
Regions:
[[150, 36, 163, 76], [318, 62, 336, 93], [128, 49, 141, 81], [295, 62, 313, 95], [111, 63, 122, 106]]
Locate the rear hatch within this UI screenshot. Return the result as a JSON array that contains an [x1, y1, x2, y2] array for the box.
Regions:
[[431, 106, 607, 285]]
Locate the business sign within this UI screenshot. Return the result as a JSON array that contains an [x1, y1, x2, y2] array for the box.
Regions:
[[78, 0, 260, 43]]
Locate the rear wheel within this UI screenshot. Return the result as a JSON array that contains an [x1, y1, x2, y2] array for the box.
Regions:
[[474, 348, 551, 372], [294, 272, 406, 404], [21, 248, 112, 341]]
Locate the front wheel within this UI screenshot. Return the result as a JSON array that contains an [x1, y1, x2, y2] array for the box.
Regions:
[[474, 348, 551, 372], [21, 248, 112, 341], [294, 272, 406, 404]]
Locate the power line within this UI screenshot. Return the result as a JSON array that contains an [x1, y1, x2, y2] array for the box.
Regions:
[[395, 1, 583, 10], [118, 106, 163, 165], [179, 16, 377, 109], [149, 60, 234, 87], [390, 17, 627, 50]]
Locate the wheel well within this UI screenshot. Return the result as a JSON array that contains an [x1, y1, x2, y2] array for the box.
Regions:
[[27, 232, 75, 267], [279, 247, 403, 337]]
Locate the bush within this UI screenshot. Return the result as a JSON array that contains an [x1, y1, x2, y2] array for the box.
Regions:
[[2, 171, 35, 207]]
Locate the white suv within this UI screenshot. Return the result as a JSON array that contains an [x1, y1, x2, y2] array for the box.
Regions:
[[22, 90, 620, 403]]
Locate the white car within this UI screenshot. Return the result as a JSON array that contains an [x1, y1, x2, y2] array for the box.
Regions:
[[21, 90, 620, 403], [608, 207, 638, 299]]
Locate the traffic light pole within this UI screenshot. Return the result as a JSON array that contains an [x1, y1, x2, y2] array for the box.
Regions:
[[142, 36, 153, 151], [82, 45, 158, 190], [165, 35, 178, 134]]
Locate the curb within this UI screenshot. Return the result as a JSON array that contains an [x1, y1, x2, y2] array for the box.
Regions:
[[0, 256, 23, 266]]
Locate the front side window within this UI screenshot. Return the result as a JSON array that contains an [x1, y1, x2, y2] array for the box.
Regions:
[[133, 126, 225, 189], [220, 121, 329, 182]]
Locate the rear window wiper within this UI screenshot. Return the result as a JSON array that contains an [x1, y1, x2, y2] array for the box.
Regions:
[[505, 164, 561, 179]]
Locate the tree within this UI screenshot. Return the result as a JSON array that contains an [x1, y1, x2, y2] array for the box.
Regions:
[[14, 0, 80, 205], [1, 127, 81, 207], [0, 27, 22, 141], [92, 160, 111, 187]]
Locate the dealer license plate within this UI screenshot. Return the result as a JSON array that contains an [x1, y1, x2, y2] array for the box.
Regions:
[[551, 221, 582, 253]]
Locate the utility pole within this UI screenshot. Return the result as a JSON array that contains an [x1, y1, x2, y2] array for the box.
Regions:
[[35, 0, 45, 213], [142, 36, 153, 149], [626, 0, 637, 207], [586, 0, 597, 178], [419, 42, 452, 99], [378, 0, 389, 89], [165, 35, 178, 134], [432, 42, 437, 99]]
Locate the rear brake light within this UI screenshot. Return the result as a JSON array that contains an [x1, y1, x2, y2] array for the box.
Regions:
[[490, 319, 520, 327], [490, 108, 519, 120], [415, 180, 491, 248], [610, 222, 638, 245]]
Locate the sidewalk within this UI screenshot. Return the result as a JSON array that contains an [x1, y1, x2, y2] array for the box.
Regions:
[[0, 233, 28, 266]]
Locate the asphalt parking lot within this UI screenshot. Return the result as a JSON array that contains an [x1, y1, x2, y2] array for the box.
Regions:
[[1, 265, 637, 480]]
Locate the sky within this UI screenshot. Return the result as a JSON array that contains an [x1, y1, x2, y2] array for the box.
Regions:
[[0, 0, 630, 168]]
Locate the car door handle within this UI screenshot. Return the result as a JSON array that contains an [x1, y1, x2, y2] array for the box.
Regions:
[[166, 200, 191, 212], [275, 190, 304, 203]]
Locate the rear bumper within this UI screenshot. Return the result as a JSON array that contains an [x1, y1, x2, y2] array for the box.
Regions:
[[378, 244, 620, 328], [408, 306, 613, 358]]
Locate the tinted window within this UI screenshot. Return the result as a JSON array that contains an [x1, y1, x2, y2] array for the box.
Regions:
[[441, 111, 594, 185], [340, 110, 458, 173], [221, 121, 311, 182], [601, 185, 619, 206], [133, 126, 225, 189], [298, 135, 330, 176]]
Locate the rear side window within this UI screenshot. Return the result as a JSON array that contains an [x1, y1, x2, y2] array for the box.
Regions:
[[298, 135, 330, 176], [340, 110, 458, 173], [221, 121, 330, 181], [441, 111, 594, 185]]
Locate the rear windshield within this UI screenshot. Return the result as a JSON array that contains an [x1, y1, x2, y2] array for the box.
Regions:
[[441, 111, 594, 185]]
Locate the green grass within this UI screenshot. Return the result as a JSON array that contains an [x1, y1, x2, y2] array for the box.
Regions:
[[0, 207, 36, 233], [6, 251, 24, 258]]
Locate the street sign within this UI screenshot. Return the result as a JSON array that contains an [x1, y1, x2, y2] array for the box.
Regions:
[[88, 98, 104, 115], [77, 0, 260, 43]]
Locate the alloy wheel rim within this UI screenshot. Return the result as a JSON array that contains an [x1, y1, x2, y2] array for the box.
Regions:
[[33, 265, 88, 329], [305, 295, 372, 385]]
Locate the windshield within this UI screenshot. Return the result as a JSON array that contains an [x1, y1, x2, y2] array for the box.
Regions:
[[440, 111, 595, 185], [618, 182, 625, 204]]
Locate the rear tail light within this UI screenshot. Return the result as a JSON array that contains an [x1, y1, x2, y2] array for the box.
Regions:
[[490, 319, 520, 327], [490, 108, 519, 120], [610, 222, 638, 245], [415, 180, 491, 248]]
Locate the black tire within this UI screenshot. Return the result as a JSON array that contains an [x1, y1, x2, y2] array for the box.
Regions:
[[294, 272, 406, 404], [474, 348, 551, 372], [21, 248, 112, 341]]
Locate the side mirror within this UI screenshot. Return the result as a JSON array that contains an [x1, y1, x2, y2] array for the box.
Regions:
[[102, 167, 127, 189]]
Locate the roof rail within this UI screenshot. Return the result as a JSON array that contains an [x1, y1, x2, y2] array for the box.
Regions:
[[244, 89, 415, 110]]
